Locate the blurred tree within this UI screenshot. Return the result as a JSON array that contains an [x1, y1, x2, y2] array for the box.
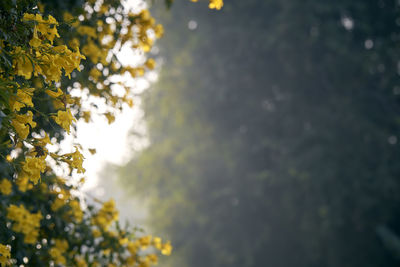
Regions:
[[120, 0, 400, 266]]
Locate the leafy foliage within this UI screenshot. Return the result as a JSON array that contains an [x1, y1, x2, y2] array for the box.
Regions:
[[0, 0, 175, 265]]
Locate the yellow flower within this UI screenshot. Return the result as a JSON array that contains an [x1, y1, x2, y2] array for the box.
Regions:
[[14, 110, 36, 127], [152, 237, 162, 250], [47, 15, 58, 25], [36, 132, 51, 146], [63, 12, 73, 22], [29, 26, 41, 48], [102, 249, 111, 256], [63, 48, 86, 77], [53, 45, 68, 54], [161, 241, 172, 255], [69, 38, 80, 50], [89, 68, 102, 80], [92, 228, 101, 238], [140, 10, 151, 20], [62, 147, 85, 173], [53, 99, 65, 110], [105, 112, 115, 124], [82, 111, 91, 123], [119, 237, 129, 246], [209, 0, 223, 10], [49, 239, 68, 265], [146, 254, 158, 264], [51, 197, 65, 211], [22, 157, 46, 184], [75, 257, 87, 267], [126, 97, 134, 107], [152, 24, 163, 39], [145, 58, 156, 70], [140, 39, 152, 53], [127, 241, 139, 255], [9, 88, 34, 111], [16, 174, 32, 192], [53, 108, 76, 133], [0, 179, 12, 195], [11, 120, 29, 139], [77, 26, 97, 38], [68, 199, 83, 222], [42, 58, 62, 82], [64, 12, 80, 27], [27, 14, 60, 44], [12, 110, 36, 139], [15, 55, 33, 79], [45, 88, 63, 98], [136, 67, 145, 76], [55, 239, 68, 251], [22, 13, 35, 21], [22, 13, 44, 23], [37, 23, 48, 38], [82, 41, 102, 63], [49, 247, 63, 262], [0, 244, 11, 266], [91, 199, 119, 230], [139, 235, 151, 249], [126, 256, 137, 266], [7, 204, 42, 244], [138, 260, 150, 267]]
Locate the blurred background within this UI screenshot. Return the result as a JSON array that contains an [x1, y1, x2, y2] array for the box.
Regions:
[[91, 0, 400, 266]]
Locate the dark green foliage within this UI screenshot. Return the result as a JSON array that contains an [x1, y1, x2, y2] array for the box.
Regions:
[[120, 1, 400, 266]]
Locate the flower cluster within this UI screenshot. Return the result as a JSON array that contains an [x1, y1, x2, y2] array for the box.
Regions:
[[17, 13, 85, 82], [49, 239, 69, 265], [0, 0, 221, 265], [191, 0, 224, 10], [0, 0, 173, 265], [0, 244, 11, 266], [0, 179, 12, 195], [2, 12, 86, 184], [91, 199, 119, 230], [6, 204, 42, 244], [64, 5, 166, 122]]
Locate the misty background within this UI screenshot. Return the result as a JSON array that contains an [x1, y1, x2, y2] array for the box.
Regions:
[[93, 0, 400, 266]]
